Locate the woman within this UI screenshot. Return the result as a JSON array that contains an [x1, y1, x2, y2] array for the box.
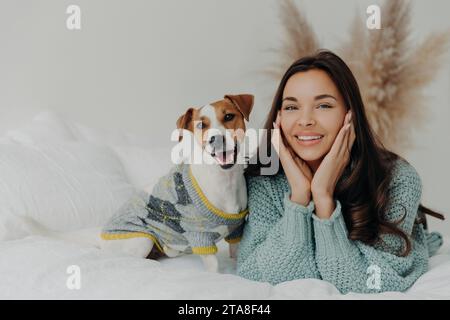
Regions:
[[237, 50, 444, 294]]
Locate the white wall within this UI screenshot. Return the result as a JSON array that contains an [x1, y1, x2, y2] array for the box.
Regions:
[[1, 0, 449, 235]]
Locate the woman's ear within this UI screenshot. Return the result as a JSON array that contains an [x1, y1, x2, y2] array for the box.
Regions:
[[224, 94, 254, 121]]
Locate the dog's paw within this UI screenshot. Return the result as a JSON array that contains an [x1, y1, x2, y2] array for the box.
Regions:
[[163, 245, 182, 258], [200, 254, 219, 273]]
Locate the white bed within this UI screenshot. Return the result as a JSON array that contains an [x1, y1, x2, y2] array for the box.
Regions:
[[1, 235, 450, 299], [1, 111, 450, 300]]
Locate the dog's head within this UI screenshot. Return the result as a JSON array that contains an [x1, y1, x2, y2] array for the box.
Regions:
[[176, 94, 254, 170]]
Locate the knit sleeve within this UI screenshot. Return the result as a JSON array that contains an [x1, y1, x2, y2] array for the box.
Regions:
[[224, 223, 245, 244], [236, 175, 320, 284], [184, 231, 220, 255], [312, 161, 430, 293]]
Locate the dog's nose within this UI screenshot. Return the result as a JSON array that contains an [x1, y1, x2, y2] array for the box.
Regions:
[[209, 134, 225, 148]]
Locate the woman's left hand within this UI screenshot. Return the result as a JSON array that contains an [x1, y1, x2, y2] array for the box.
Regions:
[[311, 111, 356, 219]]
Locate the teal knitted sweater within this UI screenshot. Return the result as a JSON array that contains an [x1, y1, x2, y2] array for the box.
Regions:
[[237, 159, 443, 294]]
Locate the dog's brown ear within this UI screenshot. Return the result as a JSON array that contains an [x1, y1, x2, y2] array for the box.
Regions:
[[176, 107, 194, 141], [224, 94, 254, 121]]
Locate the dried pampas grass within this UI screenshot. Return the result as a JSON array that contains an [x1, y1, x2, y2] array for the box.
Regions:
[[264, 0, 319, 81], [269, 0, 450, 153]]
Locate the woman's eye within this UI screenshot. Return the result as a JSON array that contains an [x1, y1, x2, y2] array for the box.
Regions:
[[224, 113, 235, 122], [284, 105, 297, 111], [317, 104, 331, 109], [196, 122, 204, 129]]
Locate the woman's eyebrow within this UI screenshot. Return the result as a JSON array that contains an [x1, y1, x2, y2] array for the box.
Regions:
[[315, 94, 337, 101], [282, 95, 336, 103], [282, 97, 298, 102]]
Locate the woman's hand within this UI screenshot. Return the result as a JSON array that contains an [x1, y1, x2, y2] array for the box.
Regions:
[[272, 112, 312, 206], [311, 111, 356, 219]]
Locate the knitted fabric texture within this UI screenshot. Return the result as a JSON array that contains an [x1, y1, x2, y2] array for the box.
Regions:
[[237, 159, 443, 293], [102, 164, 247, 255]]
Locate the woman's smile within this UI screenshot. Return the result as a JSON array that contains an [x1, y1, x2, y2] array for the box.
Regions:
[[293, 132, 324, 146]]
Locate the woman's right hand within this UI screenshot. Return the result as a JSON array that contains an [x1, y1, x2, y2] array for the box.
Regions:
[[272, 112, 312, 206]]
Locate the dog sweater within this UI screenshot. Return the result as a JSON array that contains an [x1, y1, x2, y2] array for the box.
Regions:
[[101, 164, 248, 255], [237, 159, 443, 293]]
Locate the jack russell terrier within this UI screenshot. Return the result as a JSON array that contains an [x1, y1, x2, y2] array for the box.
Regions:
[[99, 94, 254, 272]]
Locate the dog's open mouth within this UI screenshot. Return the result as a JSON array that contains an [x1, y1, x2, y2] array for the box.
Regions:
[[211, 145, 237, 169]]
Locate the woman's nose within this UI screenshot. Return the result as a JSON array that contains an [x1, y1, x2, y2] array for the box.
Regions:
[[296, 112, 316, 127]]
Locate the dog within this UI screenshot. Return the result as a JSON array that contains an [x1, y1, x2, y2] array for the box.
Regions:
[[99, 94, 254, 272]]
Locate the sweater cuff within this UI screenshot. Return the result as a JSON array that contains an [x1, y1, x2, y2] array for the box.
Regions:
[[282, 192, 315, 243], [192, 245, 218, 255], [312, 200, 355, 258], [224, 237, 242, 244], [283, 192, 315, 215]]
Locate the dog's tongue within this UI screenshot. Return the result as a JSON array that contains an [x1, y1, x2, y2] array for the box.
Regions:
[[215, 150, 234, 165]]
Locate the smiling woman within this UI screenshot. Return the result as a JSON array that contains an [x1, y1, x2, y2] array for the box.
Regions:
[[238, 50, 445, 294]]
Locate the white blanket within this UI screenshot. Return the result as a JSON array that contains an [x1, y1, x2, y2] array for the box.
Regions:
[[1, 234, 449, 299]]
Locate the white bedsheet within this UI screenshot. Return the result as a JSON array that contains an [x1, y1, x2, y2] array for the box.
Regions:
[[1, 234, 449, 299]]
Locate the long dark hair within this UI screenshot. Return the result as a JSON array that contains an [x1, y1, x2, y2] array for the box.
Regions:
[[246, 50, 444, 256]]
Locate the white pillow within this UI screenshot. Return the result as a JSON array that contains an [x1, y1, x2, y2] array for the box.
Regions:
[[0, 110, 177, 241], [70, 117, 176, 192], [72, 122, 155, 148], [73, 122, 133, 146], [0, 141, 135, 235], [5, 111, 78, 144], [110, 145, 173, 193], [4, 110, 149, 147]]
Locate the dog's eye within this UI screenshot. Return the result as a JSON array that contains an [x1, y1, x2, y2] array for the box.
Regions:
[[224, 114, 235, 122], [196, 122, 204, 129]]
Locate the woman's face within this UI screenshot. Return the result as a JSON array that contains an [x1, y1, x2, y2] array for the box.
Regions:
[[280, 69, 348, 163]]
